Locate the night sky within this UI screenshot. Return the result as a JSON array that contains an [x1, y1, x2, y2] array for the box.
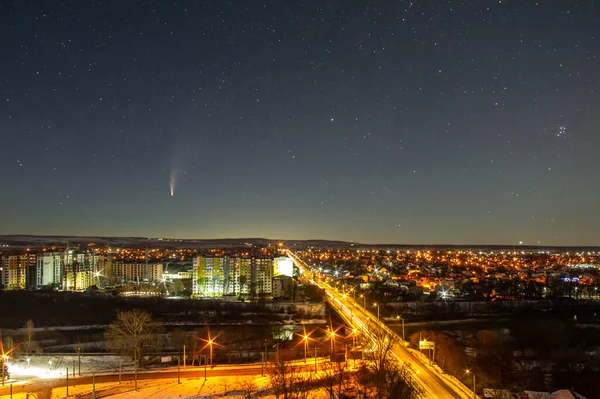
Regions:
[[1, 1, 598, 245]]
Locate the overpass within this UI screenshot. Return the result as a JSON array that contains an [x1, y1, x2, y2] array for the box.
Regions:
[[287, 250, 476, 399]]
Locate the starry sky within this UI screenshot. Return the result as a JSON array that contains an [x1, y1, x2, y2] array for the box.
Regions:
[[1, 1, 599, 245]]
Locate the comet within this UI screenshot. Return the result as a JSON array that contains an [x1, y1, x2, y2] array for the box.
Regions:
[[169, 173, 176, 196]]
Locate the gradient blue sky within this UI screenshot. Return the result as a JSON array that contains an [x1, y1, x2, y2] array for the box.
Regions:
[[1, 1, 599, 245]]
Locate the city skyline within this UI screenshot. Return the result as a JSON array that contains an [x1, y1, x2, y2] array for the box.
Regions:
[[2, 1, 599, 245]]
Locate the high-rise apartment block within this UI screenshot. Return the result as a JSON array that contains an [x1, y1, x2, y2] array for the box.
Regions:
[[36, 251, 65, 287], [7, 254, 36, 289], [0, 256, 9, 288], [112, 261, 163, 283], [192, 255, 274, 297]]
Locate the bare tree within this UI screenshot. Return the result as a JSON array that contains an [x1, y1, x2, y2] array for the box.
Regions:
[[320, 358, 355, 399], [268, 361, 313, 399], [238, 377, 261, 399], [23, 319, 40, 356], [104, 309, 164, 366], [360, 322, 419, 399]]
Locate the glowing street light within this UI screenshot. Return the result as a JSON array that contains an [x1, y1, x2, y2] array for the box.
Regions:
[[197, 330, 219, 369], [1, 354, 8, 386], [329, 331, 336, 353], [465, 369, 476, 399], [303, 335, 309, 363], [373, 302, 380, 321], [396, 315, 405, 341], [208, 339, 214, 368]]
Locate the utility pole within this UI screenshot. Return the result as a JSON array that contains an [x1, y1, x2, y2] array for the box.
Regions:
[[77, 347, 81, 376], [92, 372, 96, 399], [66, 367, 69, 396]]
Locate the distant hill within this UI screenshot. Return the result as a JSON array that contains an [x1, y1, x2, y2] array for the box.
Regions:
[[0, 235, 597, 252], [0, 235, 357, 250]]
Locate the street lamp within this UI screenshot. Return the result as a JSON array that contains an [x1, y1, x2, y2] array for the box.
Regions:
[[465, 369, 476, 399], [303, 335, 309, 363], [373, 302, 380, 321], [329, 331, 336, 354], [396, 315, 405, 341], [352, 328, 358, 346], [1, 354, 8, 386], [360, 294, 365, 308], [208, 339, 214, 368]]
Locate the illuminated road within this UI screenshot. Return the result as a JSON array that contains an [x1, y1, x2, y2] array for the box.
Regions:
[[287, 250, 475, 399]]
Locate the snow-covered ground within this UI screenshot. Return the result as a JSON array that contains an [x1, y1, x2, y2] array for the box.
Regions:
[[1, 370, 334, 399], [5, 354, 137, 383], [1, 375, 276, 399]]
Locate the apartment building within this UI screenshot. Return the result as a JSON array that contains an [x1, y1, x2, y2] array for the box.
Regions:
[[112, 262, 163, 283], [192, 255, 274, 298]]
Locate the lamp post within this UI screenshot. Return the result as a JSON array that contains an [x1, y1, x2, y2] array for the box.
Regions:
[[465, 369, 476, 399], [208, 339, 213, 368], [373, 302, 380, 321], [396, 315, 405, 341], [360, 294, 365, 308], [329, 331, 336, 355], [352, 328, 358, 347], [314, 346, 318, 372], [303, 335, 309, 363], [1, 354, 8, 386]]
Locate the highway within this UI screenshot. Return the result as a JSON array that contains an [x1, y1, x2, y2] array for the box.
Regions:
[[287, 250, 475, 399]]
